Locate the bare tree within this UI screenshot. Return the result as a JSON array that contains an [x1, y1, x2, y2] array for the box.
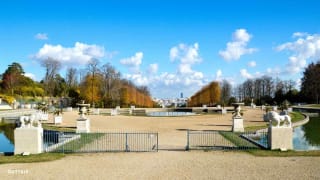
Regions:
[[220, 79, 232, 105], [86, 58, 100, 106], [66, 67, 78, 89], [101, 63, 121, 105], [40, 57, 61, 96]]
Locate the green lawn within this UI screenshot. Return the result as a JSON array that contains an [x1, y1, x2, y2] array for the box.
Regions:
[[245, 111, 306, 131], [305, 104, 320, 108], [0, 153, 65, 164], [42, 123, 76, 132], [53, 133, 104, 153], [247, 149, 320, 157]]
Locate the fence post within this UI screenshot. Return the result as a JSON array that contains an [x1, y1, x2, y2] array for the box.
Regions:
[[156, 133, 159, 152], [125, 133, 129, 152], [62, 132, 65, 153], [186, 129, 190, 151]]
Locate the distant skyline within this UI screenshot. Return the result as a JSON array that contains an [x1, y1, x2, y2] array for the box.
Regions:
[[1, 0, 320, 98]]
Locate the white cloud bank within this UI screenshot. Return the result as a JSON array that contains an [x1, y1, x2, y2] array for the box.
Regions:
[[123, 43, 208, 98], [219, 29, 257, 61], [33, 42, 105, 65], [276, 32, 320, 74]]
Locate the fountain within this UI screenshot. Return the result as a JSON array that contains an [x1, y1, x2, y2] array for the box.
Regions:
[[76, 100, 90, 133]]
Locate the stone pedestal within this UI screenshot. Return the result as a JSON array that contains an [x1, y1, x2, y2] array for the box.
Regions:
[[14, 127, 43, 155], [54, 116, 62, 124], [76, 118, 90, 133], [111, 109, 118, 116], [93, 108, 100, 115], [40, 113, 49, 121], [268, 126, 293, 150], [232, 118, 244, 132]]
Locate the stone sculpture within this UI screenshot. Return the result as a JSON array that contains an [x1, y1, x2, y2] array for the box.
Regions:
[[266, 111, 292, 127], [19, 115, 42, 128]]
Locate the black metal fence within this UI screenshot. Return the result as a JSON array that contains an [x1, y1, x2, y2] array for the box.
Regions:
[[186, 130, 268, 150], [43, 130, 158, 153]]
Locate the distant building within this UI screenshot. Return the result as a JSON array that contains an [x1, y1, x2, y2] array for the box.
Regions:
[[153, 97, 188, 108]]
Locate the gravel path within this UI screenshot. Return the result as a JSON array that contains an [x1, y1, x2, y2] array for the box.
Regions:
[[1, 107, 319, 179], [1, 151, 320, 180]]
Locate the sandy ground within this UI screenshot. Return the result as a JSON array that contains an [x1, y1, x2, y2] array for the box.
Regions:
[[1, 107, 320, 179]]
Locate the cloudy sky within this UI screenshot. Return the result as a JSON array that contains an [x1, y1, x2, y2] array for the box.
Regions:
[[0, 0, 320, 98]]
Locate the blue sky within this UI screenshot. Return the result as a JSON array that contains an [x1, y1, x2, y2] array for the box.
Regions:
[[1, 0, 320, 98]]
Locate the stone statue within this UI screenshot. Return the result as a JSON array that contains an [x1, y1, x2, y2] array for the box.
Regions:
[[19, 115, 42, 128], [20, 116, 31, 128], [233, 105, 241, 118], [266, 111, 292, 127], [232, 103, 243, 118]]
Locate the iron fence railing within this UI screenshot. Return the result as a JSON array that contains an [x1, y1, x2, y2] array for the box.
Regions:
[[186, 130, 268, 150], [43, 130, 158, 153]]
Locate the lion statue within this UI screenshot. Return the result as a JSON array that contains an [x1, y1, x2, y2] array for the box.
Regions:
[[265, 111, 292, 127], [19, 115, 42, 128]]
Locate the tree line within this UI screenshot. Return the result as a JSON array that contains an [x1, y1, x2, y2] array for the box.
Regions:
[[188, 60, 320, 107], [188, 81, 221, 107], [0, 58, 156, 108], [1, 59, 319, 107]]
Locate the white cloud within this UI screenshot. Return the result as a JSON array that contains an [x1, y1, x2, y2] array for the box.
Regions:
[[240, 69, 253, 79], [247, 61, 256, 67], [123, 43, 208, 98], [295, 79, 302, 89], [292, 32, 308, 38], [170, 43, 201, 65], [233, 29, 251, 42], [219, 29, 257, 61], [120, 52, 143, 66], [105, 51, 118, 59], [169, 43, 202, 75], [216, 69, 222, 81], [124, 73, 149, 86], [148, 63, 158, 74], [35, 33, 48, 40], [120, 52, 143, 73], [24, 73, 36, 80], [33, 42, 105, 65], [276, 33, 320, 74]]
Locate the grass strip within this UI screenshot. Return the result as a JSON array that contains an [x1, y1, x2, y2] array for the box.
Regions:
[[54, 133, 104, 153], [219, 131, 258, 149], [245, 111, 306, 131], [0, 153, 65, 164], [247, 149, 320, 156], [42, 123, 75, 132]]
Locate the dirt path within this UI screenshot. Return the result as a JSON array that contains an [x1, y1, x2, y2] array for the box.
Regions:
[[1, 151, 319, 180], [1, 107, 318, 179]]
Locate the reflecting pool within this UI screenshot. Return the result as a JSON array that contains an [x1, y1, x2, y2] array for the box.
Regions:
[[0, 123, 15, 153], [147, 111, 196, 117], [293, 117, 320, 150]]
